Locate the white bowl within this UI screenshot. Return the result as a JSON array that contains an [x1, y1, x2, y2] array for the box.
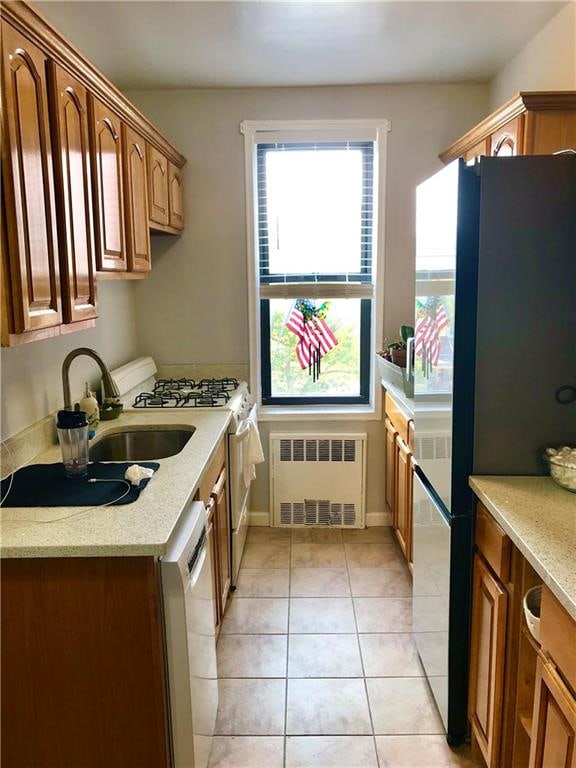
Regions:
[[523, 585, 542, 643]]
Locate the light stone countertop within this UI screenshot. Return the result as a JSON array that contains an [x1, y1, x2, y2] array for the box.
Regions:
[[381, 379, 414, 418], [470, 476, 576, 621], [0, 409, 232, 558]]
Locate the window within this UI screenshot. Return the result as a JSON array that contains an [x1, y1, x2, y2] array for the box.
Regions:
[[242, 120, 389, 411]]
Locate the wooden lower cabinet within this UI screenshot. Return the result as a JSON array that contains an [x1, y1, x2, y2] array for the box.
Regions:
[[469, 498, 576, 768], [213, 467, 231, 618], [469, 553, 509, 767], [529, 659, 576, 768], [1, 557, 171, 768], [394, 434, 413, 563], [384, 417, 398, 522], [384, 390, 414, 568], [199, 439, 230, 632]]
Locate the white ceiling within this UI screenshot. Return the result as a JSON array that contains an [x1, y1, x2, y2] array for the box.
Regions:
[[37, 1, 566, 89]]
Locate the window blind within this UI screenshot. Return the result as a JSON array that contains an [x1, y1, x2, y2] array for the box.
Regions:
[[256, 141, 375, 293]]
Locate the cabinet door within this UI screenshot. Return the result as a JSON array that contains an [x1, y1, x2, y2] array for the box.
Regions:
[[529, 659, 576, 768], [491, 117, 524, 158], [89, 97, 126, 271], [385, 418, 398, 522], [212, 468, 231, 616], [1, 22, 61, 332], [395, 434, 412, 562], [147, 145, 169, 226], [48, 64, 97, 322], [168, 162, 184, 231], [469, 553, 508, 767], [123, 126, 151, 272], [206, 499, 221, 634]]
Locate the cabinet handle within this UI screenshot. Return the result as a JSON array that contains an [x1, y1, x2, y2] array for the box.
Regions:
[[134, 142, 144, 160], [205, 496, 215, 513], [101, 117, 118, 141], [212, 468, 226, 496]]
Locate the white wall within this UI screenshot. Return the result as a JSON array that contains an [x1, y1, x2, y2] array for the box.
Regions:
[[127, 84, 489, 518], [1, 281, 139, 439], [489, 3, 576, 109]]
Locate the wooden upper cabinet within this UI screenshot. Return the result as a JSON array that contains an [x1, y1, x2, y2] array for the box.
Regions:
[[48, 63, 97, 322], [168, 162, 184, 231], [529, 659, 576, 768], [123, 126, 151, 272], [0, 21, 61, 333], [89, 97, 127, 272], [147, 145, 169, 227], [491, 117, 523, 158], [440, 92, 576, 164], [469, 553, 508, 768]]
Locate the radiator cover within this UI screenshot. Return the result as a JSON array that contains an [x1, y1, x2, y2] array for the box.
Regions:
[[270, 433, 367, 528]]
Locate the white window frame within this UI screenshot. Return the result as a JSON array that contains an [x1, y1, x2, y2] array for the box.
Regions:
[[241, 118, 390, 421]]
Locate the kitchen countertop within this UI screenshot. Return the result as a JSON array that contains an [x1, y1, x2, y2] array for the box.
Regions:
[[470, 475, 576, 621], [0, 409, 232, 558], [381, 379, 414, 418]]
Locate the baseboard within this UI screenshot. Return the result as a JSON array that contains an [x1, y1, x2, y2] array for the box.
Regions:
[[366, 511, 392, 527], [247, 510, 270, 526], [248, 510, 391, 527]]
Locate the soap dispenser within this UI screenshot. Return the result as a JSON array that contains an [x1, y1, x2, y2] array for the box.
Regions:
[[79, 382, 100, 428]]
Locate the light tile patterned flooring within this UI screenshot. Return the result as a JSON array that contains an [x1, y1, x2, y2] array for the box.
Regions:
[[209, 527, 479, 768]]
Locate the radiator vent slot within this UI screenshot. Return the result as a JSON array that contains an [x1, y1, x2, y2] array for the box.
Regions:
[[415, 434, 451, 461], [271, 433, 366, 529], [278, 500, 357, 526], [277, 438, 358, 463]]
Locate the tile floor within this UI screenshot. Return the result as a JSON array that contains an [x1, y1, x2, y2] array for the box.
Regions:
[[209, 526, 479, 768]]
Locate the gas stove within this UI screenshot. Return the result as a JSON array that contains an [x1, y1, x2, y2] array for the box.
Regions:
[[133, 377, 240, 409], [108, 358, 252, 424]]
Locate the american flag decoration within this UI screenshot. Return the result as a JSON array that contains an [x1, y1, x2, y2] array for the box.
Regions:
[[415, 297, 449, 367], [285, 300, 338, 381]]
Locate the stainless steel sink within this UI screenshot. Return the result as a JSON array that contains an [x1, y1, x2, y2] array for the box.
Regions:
[[89, 425, 195, 462]]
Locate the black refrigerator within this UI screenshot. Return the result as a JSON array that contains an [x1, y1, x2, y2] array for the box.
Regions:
[[409, 154, 576, 744]]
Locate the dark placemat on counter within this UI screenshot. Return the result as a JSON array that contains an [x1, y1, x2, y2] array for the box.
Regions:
[[0, 462, 160, 508]]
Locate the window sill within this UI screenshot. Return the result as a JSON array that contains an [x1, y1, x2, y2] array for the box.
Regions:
[[257, 403, 382, 422]]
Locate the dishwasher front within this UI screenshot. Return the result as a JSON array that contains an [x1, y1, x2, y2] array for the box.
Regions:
[[161, 501, 218, 768]]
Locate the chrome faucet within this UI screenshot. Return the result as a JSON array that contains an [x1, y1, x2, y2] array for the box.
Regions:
[[62, 347, 120, 410]]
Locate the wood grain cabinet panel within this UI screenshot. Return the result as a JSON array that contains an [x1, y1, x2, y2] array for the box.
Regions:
[[89, 97, 127, 271], [123, 125, 151, 272], [48, 63, 97, 322], [394, 433, 413, 563], [529, 659, 576, 768], [147, 145, 169, 227], [213, 468, 231, 617], [469, 553, 509, 768], [384, 417, 398, 523], [168, 162, 184, 231], [491, 117, 524, 157], [1, 557, 171, 768], [1, 21, 61, 332]]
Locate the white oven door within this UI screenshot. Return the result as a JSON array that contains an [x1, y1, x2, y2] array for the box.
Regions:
[[229, 404, 258, 531], [229, 404, 258, 583]]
